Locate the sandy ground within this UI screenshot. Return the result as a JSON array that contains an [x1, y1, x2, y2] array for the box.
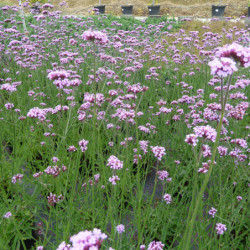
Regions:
[[1, 0, 249, 17]]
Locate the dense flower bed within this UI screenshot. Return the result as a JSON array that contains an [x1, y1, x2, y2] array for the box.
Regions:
[[0, 4, 249, 250]]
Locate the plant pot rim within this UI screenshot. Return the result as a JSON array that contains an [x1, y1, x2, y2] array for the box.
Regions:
[[212, 5, 226, 7], [121, 5, 133, 7], [94, 5, 106, 7], [148, 5, 160, 7]]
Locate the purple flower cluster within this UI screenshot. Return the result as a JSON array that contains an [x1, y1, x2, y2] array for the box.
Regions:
[[57, 228, 107, 250], [215, 223, 227, 235], [216, 43, 250, 68], [208, 207, 217, 218], [150, 146, 166, 161], [208, 57, 238, 77], [78, 139, 89, 152], [157, 171, 171, 182], [12, 173, 24, 184], [82, 29, 108, 44], [163, 193, 172, 204], [47, 193, 64, 206], [107, 155, 123, 170], [3, 211, 12, 219]]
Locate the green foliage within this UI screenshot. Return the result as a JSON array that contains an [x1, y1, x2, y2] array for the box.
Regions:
[[0, 9, 249, 250]]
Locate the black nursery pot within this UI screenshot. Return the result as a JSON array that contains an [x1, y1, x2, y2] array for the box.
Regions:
[[31, 6, 40, 14], [148, 5, 160, 16], [248, 7, 250, 17], [212, 5, 226, 17], [121, 5, 133, 15], [94, 5, 105, 14]]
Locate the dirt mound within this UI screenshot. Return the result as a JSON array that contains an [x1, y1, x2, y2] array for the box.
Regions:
[[59, 0, 248, 17], [1, 0, 248, 17]]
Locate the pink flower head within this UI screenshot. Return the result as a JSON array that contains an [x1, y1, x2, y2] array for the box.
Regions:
[[12, 174, 24, 184], [202, 144, 212, 158], [3, 211, 12, 218], [216, 42, 250, 68], [193, 125, 217, 142], [1, 83, 17, 92], [116, 224, 125, 234], [208, 207, 217, 218], [108, 175, 120, 185], [69, 38, 77, 45], [47, 70, 70, 81], [150, 146, 166, 161], [148, 240, 165, 250], [139, 140, 149, 154], [52, 157, 59, 163], [163, 193, 172, 204], [42, 3, 54, 9], [47, 193, 64, 206], [67, 228, 107, 249], [4, 103, 14, 109], [107, 155, 123, 170], [57, 241, 71, 250], [27, 107, 46, 121], [78, 139, 89, 152], [157, 171, 170, 181], [82, 29, 108, 44], [236, 196, 242, 201], [185, 134, 199, 146], [68, 146, 77, 152], [208, 57, 238, 77], [217, 146, 228, 156], [215, 223, 227, 235]]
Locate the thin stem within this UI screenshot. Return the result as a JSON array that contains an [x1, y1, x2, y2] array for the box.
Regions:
[[183, 74, 233, 250], [18, 0, 27, 33], [43, 207, 52, 246]]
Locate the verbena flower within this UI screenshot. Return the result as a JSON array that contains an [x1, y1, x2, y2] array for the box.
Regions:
[[236, 196, 242, 201], [150, 146, 166, 161], [215, 223, 227, 235], [12, 174, 23, 184], [108, 175, 120, 185], [157, 171, 171, 182], [47, 70, 70, 80], [185, 134, 198, 146], [163, 193, 172, 204], [3, 211, 12, 219], [208, 207, 217, 218], [193, 125, 217, 142], [107, 156, 123, 170], [82, 29, 108, 44], [216, 43, 250, 67], [208, 57, 237, 77], [116, 224, 125, 234], [78, 139, 89, 152], [148, 240, 164, 250]]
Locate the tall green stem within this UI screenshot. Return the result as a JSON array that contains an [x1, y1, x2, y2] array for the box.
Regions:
[[18, 0, 27, 33], [182, 74, 233, 249]]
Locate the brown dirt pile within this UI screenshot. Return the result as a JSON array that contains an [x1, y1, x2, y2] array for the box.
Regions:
[[1, 0, 248, 17]]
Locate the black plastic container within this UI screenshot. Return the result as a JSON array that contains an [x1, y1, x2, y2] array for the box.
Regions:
[[148, 5, 160, 16], [248, 7, 250, 17], [31, 6, 40, 14], [94, 5, 105, 14], [212, 5, 226, 17], [121, 5, 133, 15]]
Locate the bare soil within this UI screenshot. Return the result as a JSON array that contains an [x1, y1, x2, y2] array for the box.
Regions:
[[1, 0, 248, 17]]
